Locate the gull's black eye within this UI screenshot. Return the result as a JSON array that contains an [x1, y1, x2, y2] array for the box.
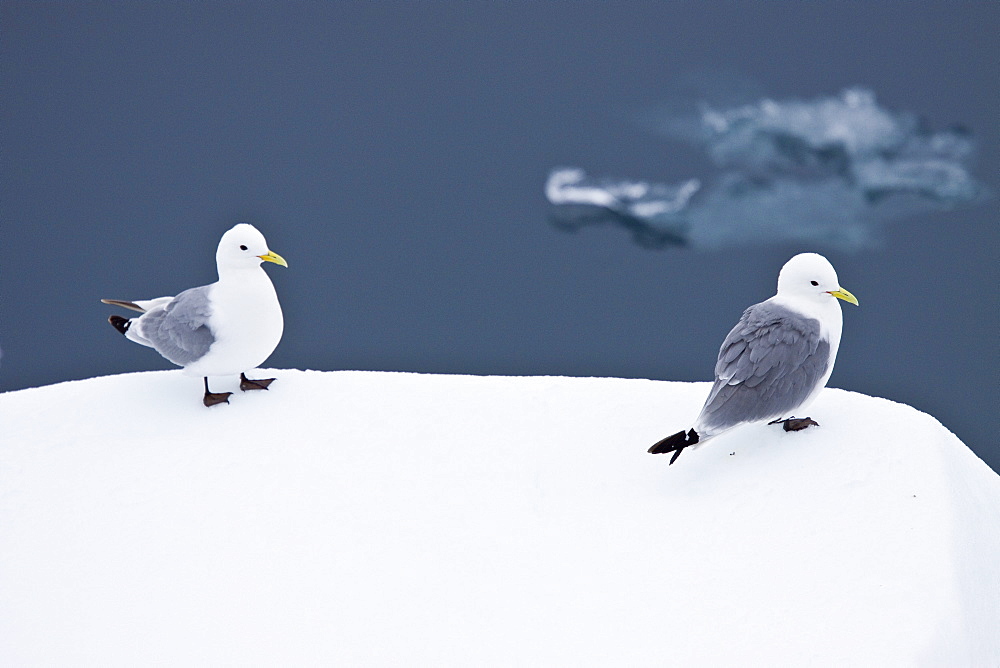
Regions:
[[240, 245, 248, 251], [810, 280, 819, 286]]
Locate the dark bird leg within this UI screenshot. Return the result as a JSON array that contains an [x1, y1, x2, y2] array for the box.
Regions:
[[203, 377, 233, 407], [240, 372, 275, 392], [108, 315, 130, 335], [648, 428, 700, 465], [768, 416, 819, 431]]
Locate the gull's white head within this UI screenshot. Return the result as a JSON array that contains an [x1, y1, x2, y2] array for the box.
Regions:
[[776, 252, 858, 306], [216, 223, 288, 274]]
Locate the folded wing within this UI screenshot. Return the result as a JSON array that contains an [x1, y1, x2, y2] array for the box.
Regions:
[[698, 302, 830, 434]]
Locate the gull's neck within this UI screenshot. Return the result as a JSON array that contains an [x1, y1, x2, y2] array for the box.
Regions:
[[769, 292, 844, 346], [217, 262, 269, 283]]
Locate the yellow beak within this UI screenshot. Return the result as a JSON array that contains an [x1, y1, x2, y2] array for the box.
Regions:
[[828, 287, 859, 306], [258, 251, 288, 268]]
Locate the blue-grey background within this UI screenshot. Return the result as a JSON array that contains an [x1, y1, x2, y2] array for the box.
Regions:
[[3, 2, 997, 472]]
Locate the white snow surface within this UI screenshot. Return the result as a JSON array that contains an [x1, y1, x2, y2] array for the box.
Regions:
[[2, 370, 998, 666]]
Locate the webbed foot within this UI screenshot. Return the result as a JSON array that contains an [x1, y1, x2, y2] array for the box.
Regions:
[[203, 391, 233, 407], [203, 377, 233, 407], [240, 373, 275, 392], [768, 416, 819, 431]]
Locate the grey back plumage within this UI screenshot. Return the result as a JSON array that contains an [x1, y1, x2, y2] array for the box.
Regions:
[[137, 286, 215, 366], [698, 301, 830, 433]]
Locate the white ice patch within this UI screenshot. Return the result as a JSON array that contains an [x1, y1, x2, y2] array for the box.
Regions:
[[1, 370, 999, 665]]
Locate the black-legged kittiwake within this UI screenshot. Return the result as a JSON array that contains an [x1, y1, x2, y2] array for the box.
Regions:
[[103, 223, 287, 406], [649, 252, 858, 464]]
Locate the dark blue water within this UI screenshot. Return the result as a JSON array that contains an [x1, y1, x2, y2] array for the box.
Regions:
[[3, 2, 997, 471]]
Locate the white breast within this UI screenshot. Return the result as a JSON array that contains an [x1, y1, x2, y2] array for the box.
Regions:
[[771, 293, 844, 412], [183, 270, 284, 377]]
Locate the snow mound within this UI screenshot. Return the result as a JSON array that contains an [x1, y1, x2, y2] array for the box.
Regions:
[[2, 370, 998, 665]]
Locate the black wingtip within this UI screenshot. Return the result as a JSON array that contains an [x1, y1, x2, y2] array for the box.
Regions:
[[648, 430, 685, 454], [108, 315, 130, 335], [648, 428, 700, 464]]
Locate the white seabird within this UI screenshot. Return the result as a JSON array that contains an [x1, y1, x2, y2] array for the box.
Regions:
[[649, 252, 859, 463], [103, 223, 287, 406]]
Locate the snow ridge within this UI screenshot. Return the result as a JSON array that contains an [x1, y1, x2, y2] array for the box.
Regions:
[[2, 370, 998, 665]]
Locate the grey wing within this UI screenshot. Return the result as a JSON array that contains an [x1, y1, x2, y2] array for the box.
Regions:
[[136, 286, 215, 366], [697, 302, 830, 433]]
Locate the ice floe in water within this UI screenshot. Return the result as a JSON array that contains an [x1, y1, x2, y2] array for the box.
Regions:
[[547, 88, 985, 249]]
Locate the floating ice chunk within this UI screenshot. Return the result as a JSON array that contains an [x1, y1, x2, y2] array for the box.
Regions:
[[547, 88, 985, 249]]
